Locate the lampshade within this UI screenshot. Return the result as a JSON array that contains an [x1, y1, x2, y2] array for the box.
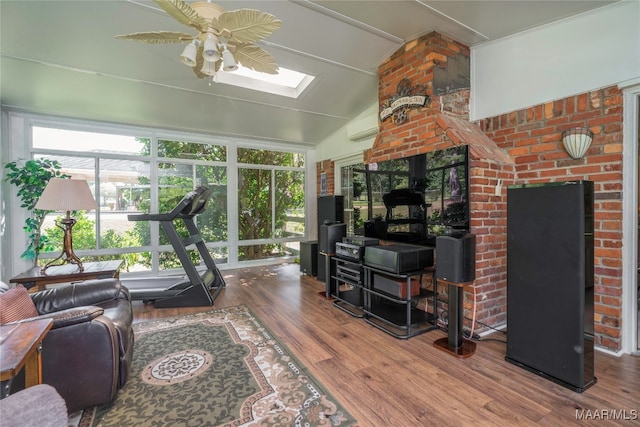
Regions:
[[222, 48, 238, 72], [203, 34, 220, 62], [180, 41, 198, 67], [35, 178, 96, 212], [561, 127, 594, 159], [201, 60, 216, 77]]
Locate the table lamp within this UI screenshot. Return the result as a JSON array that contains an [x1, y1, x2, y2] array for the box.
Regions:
[[35, 178, 97, 273]]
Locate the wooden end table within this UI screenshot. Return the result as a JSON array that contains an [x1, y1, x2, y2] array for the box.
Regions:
[[10, 260, 124, 292], [1, 318, 53, 398]]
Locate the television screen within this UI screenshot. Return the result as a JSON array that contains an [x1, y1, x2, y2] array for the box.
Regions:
[[358, 145, 469, 245]]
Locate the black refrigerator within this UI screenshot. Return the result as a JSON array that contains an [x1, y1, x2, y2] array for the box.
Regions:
[[506, 181, 596, 392]]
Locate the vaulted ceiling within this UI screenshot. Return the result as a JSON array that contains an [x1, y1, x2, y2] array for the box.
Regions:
[[0, 1, 616, 146]]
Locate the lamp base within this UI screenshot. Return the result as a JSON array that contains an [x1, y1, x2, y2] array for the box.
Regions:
[[40, 216, 84, 275]]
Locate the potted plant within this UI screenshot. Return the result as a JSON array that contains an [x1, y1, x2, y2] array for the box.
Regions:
[[4, 158, 68, 266]]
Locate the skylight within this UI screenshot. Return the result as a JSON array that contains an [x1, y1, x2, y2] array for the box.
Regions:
[[215, 66, 315, 98]]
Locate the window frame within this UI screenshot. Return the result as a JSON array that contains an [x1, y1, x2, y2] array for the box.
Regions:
[[4, 111, 312, 278]]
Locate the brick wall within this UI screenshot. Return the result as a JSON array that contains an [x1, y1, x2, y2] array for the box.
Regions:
[[316, 159, 336, 195], [316, 30, 625, 351], [481, 86, 624, 351]]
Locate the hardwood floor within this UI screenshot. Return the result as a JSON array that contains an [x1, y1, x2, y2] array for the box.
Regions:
[[132, 263, 640, 426]]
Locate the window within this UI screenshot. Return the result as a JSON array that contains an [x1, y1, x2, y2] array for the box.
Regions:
[[25, 121, 307, 274], [237, 148, 305, 261]]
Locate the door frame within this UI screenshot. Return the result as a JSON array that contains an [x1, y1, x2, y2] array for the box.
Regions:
[[621, 78, 640, 354]]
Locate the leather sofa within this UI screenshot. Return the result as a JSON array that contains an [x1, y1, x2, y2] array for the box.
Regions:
[[1, 278, 134, 413]]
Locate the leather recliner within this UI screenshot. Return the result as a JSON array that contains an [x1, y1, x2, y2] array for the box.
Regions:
[[2, 278, 134, 413]]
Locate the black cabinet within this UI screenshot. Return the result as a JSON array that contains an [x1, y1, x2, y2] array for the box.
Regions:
[[506, 181, 596, 392]]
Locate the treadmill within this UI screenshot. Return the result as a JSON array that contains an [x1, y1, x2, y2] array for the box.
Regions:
[[124, 186, 225, 308]]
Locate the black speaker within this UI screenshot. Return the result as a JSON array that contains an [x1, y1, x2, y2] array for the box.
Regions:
[[317, 196, 344, 281], [506, 181, 596, 393], [318, 196, 344, 226], [436, 233, 476, 283], [319, 223, 346, 254], [300, 240, 318, 276]]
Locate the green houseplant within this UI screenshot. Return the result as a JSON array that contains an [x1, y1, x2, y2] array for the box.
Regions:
[[4, 158, 68, 265]]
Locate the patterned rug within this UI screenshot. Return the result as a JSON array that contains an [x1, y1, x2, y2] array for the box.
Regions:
[[71, 305, 356, 426]]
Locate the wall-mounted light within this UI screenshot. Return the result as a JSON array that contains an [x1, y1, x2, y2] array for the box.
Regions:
[[562, 127, 594, 159]]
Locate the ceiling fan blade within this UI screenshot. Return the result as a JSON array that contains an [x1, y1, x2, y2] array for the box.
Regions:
[[115, 31, 196, 44], [235, 44, 279, 74], [215, 9, 281, 44], [154, 0, 207, 32]]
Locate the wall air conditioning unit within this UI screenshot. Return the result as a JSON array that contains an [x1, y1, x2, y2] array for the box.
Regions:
[[347, 116, 379, 141]]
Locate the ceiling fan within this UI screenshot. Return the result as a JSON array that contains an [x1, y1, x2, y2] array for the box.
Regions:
[[116, 0, 282, 79]]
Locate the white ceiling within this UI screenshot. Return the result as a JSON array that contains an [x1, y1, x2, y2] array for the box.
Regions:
[[0, 0, 616, 146]]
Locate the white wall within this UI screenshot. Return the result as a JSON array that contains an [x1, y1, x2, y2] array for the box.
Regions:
[[315, 102, 378, 162], [471, 1, 640, 120]]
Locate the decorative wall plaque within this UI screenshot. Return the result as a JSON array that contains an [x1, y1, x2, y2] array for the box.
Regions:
[[379, 78, 429, 124]]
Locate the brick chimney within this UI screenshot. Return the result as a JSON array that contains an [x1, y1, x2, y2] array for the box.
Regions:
[[366, 32, 515, 332]]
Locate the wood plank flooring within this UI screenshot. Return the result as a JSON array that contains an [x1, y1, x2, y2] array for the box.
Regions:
[[132, 263, 640, 426]]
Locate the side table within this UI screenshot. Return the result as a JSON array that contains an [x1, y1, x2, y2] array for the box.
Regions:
[[10, 260, 123, 292], [1, 318, 53, 398]]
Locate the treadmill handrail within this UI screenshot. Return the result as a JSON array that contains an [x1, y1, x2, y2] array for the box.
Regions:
[[127, 186, 212, 222]]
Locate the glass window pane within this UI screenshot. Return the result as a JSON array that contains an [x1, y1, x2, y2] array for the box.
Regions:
[[158, 139, 226, 161], [341, 164, 364, 236], [275, 170, 304, 238], [238, 243, 292, 261], [156, 163, 196, 247], [237, 148, 304, 167], [32, 127, 147, 155], [196, 165, 227, 242], [238, 168, 271, 242], [99, 159, 151, 249]]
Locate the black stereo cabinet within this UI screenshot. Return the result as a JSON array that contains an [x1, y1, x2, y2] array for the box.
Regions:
[[506, 181, 596, 393]]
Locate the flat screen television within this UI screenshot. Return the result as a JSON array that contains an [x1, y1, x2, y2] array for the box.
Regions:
[[360, 145, 469, 246]]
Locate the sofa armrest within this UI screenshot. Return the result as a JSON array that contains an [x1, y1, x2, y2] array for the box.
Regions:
[[31, 278, 123, 315], [36, 306, 105, 329]]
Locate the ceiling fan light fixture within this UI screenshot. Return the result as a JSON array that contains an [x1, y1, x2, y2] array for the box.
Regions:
[[116, 0, 282, 78], [222, 48, 238, 72], [180, 41, 198, 67], [203, 33, 220, 62], [201, 60, 216, 77]]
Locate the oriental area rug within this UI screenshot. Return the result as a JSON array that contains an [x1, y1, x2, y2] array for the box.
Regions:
[[71, 305, 356, 427]]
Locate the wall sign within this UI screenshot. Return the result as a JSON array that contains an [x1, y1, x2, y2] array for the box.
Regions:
[[379, 78, 429, 125]]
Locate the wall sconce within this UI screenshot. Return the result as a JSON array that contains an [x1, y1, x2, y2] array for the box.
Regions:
[[562, 127, 594, 159]]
